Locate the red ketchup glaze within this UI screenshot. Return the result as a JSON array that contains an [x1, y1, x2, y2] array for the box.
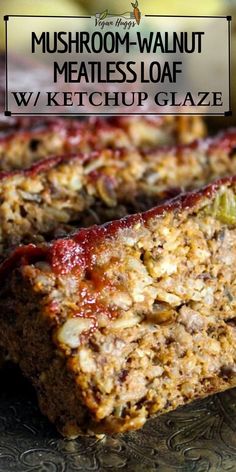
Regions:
[[88, 171, 118, 192], [0, 151, 94, 181], [49, 172, 236, 274], [0, 174, 236, 335], [1, 165, 236, 281], [0, 118, 68, 144], [48, 258, 119, 335], [49, 224, 132, 276], [146, 128, 236, 160], [87, 116, 127, 134], [0, 115, 137, 149], [74, 283, 117, 321], [0, 244, 48, 279], [144, 174, 236, 221], [50, 239, 87, 275], [208, 128, 236, 155]]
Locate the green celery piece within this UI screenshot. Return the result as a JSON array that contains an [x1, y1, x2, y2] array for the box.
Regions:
[[213, 189, 236, 224]]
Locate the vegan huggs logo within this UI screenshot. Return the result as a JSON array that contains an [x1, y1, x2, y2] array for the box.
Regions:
[[95, 1, 141, 30]]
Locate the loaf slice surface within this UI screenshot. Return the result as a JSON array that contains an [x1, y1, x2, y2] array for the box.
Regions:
[[0, 129, 235, 258], [1, 176, 236, 437], [0, 115, 206, 171]]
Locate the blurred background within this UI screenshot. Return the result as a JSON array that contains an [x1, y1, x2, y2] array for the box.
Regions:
[[0, 0, 235, 125]]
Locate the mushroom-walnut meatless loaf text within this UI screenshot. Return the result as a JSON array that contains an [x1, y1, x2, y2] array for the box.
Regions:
[[0, 115, 205, 171], [0, 129, 236, 258], [1, 176, 236, 437]]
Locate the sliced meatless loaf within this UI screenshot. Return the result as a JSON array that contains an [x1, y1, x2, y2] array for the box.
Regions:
[[0, 118, 83, 171], [0, 116, 61, 132], [0, 115, 206, 171], [111, 115, 206, 146], [1, 176, 236, 437], [0, 129, 235, 257]]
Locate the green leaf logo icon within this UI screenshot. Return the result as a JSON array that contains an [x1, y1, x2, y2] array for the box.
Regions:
[[100, 9, 109, 20]]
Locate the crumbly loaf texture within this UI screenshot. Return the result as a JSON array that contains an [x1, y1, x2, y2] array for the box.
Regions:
[[0, 116, 206, 171], [1, 177, 236, 437], [0, 129, 235, 258]]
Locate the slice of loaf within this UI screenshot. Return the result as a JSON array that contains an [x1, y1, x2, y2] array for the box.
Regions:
[[0, 115, 206, 171], [0, 176, 236, 437], [0, 129, 235, 258]]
